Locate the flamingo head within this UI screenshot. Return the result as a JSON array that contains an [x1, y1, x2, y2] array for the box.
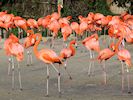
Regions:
[[110, 42, 115, 51], [27, 30, 34, 36], [70, 40, 78, 48]]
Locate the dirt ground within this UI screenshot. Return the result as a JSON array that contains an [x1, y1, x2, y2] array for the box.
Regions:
[[0, 36, 133, 100]]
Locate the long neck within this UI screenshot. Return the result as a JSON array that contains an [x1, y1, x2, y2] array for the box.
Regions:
[[33, 33, 42, 57], [115, 37, 123, 53], [69, 43, 75, 56], [58, 5, 61, 17]]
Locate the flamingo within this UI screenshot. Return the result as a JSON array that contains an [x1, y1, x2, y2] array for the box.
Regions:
[[48, 18, 60, 48], [111, 36, 132, 93], [27, 18, 39, 30], [4, 33, 24, 90], [33, 33, 71, 96], [14, 16, 27, 38], [70, 21, 88, 40], [60, 40, 77, 78], [23, 30, 36, 66], [117, 49, 132, 93], [4, 33, 19, 75], [82, 33, 100, 76], [0, 13, 14, 38], [96, 46, 115, 85], [61, 24, 72, 47]]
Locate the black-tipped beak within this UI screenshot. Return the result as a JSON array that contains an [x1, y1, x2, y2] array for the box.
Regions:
[[75, 43, 78, 48]]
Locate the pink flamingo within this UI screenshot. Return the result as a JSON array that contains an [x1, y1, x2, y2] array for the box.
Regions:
[[23, 30, 36, 66], [60, 40, 77, 79], [4, 33, 24, 90], [82, 33, 100, 76], [33, 33, 71, 96]]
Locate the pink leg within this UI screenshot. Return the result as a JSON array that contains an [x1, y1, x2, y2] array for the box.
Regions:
[[45, 65, 49, 97], [17, 62, 22, 91], [102, 60, 107, 85], [8, 57, 12, 75], [125, 65, 131, 93], [121, 61, 125, 92], [51, 63, 61, 95], [88, 50, 92, 76], [64, 60, 72, 80]]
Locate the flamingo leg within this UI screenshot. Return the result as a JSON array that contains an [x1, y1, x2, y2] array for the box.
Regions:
[[121, 39, 125, 48], [17, 62, 22, 91], [20, 28, 23, 40], [102, 60, 107, 85], [88, 50, 92, 76], [27, 51, 30, 66], [62, 41, 67, 48], [64, 60, 72, 80], [8, 57, 12, 75], [45, 65, 49, 96], [50, 35, 55, 49], [29, 51, 33, 65], [51, 63, 61, 95], [92, 52, 95, 75], [125, 64, 131, 93], [121, 61, 125, 92], [11, 57, 15, 90], [108, 37, 111, 45], [113, 37, 115, 43], [18, 27, 21, 39], [103, 27, 107, 45]]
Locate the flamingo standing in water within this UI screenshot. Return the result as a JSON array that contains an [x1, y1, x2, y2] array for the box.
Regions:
[[4, 33, 24, 90], [33, 33, 71, 96], [23, 30, 36, 66]]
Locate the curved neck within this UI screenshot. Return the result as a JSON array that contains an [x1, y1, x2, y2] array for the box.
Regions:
[[115, 37, 123, 53], [69, 43, 75, 56], [33, 33, 42, 57], [58, 5, 61, 17]]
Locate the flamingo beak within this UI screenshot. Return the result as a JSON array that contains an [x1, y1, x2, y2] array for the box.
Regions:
[[31, 38, 35, 44], [75, 43, 78, 48], [27, 33, 30, 36]]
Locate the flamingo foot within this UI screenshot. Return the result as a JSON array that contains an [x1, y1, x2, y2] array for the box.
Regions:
[[26, 64, 30, 66], [19, 88, 23, 92], [45, 94, 49, 97], [69, 76, 72, 80], [128, 91, 131, 94], [20, 88, 23, 91], [58, 92, 62, 98], [88, 73, 94, 77], [12, 88, 14, 91]]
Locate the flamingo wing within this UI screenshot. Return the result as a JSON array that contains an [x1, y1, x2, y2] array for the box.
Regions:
[[38, 49, 62, 64], [60, 48, 72, 59]]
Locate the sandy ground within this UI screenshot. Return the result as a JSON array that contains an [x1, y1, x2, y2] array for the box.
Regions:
[[0, 36, 133, 100]]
